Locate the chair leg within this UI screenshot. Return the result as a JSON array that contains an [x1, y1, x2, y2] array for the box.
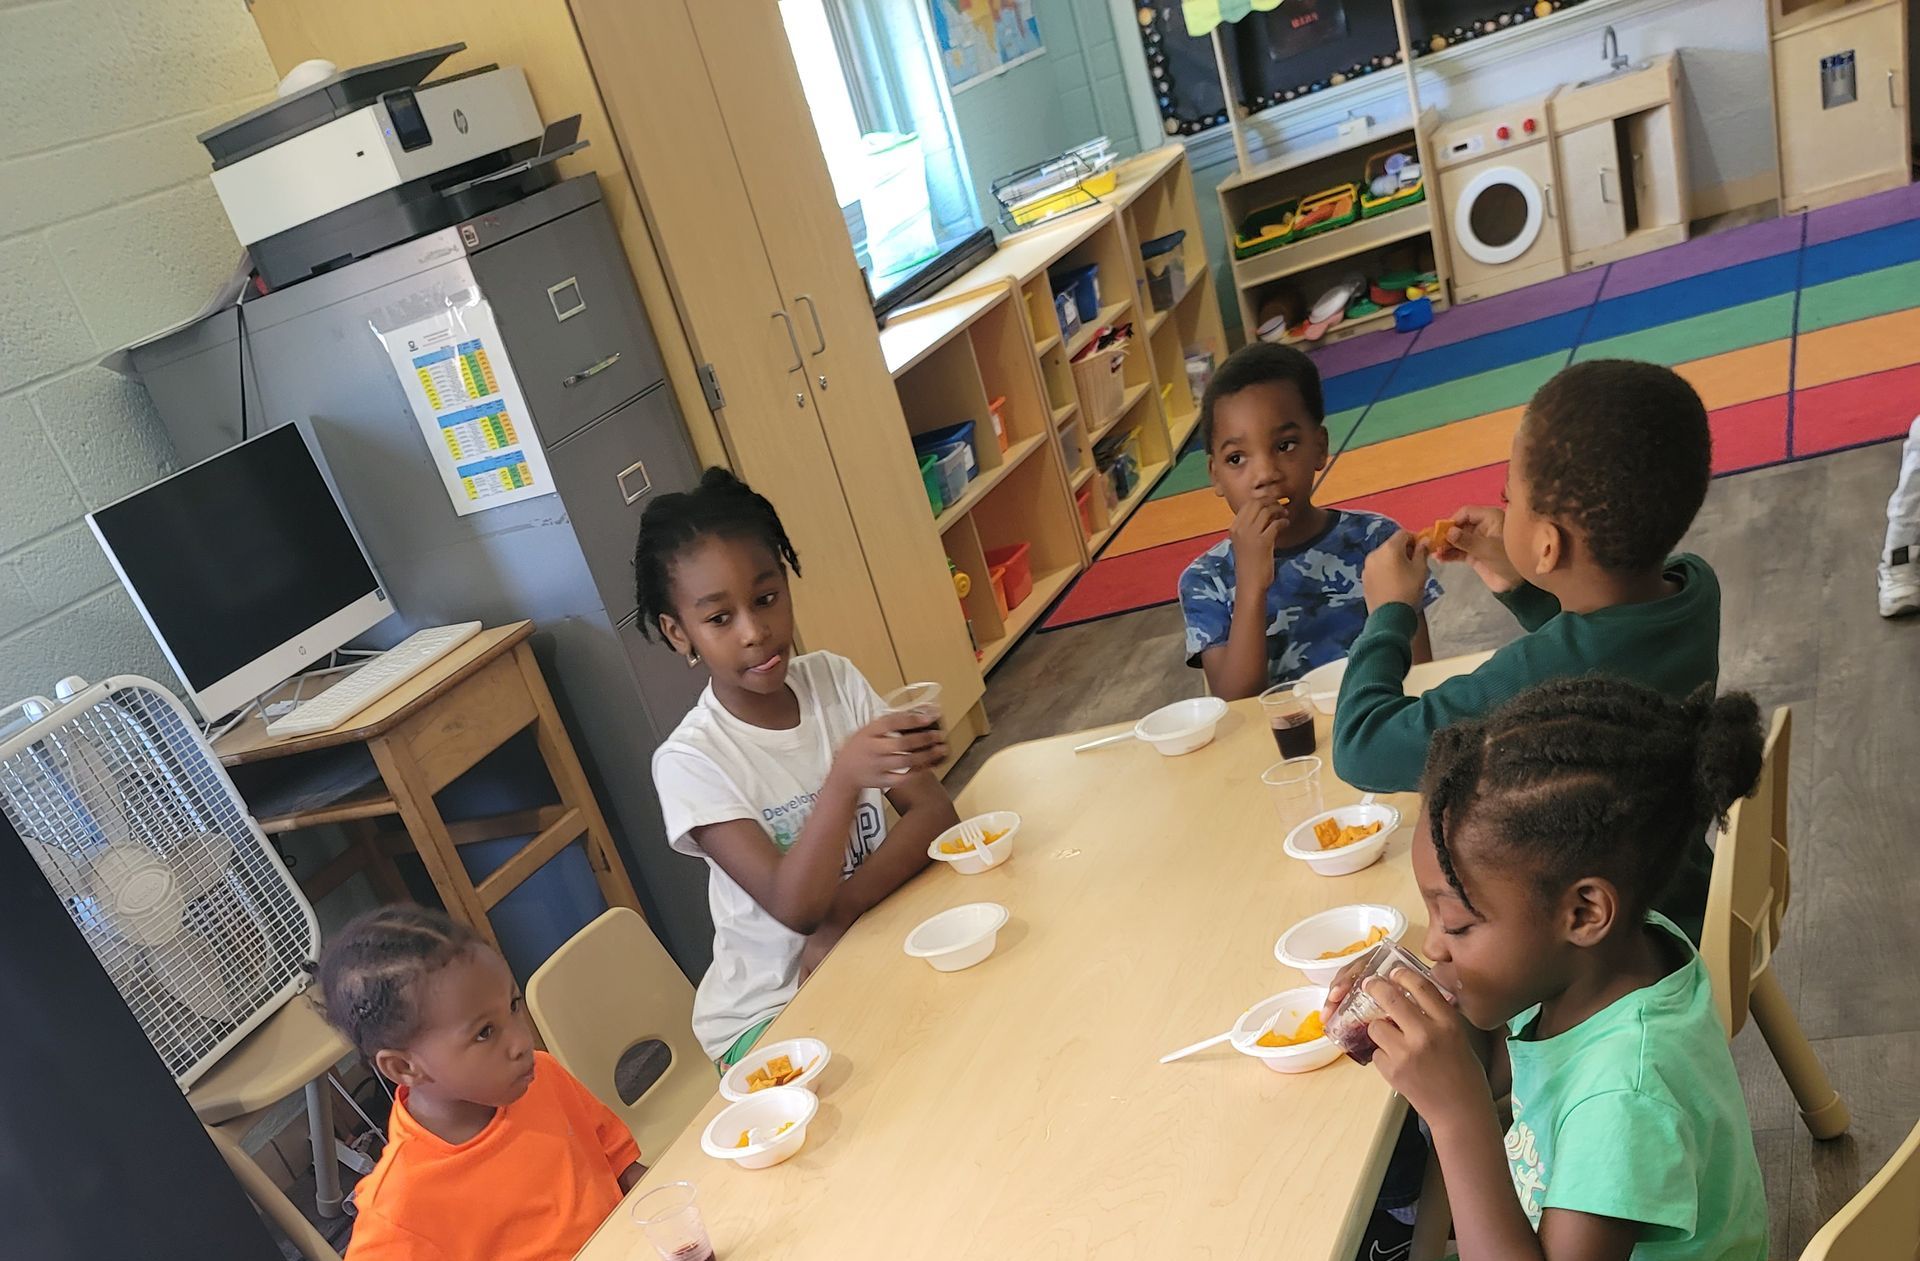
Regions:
[[1749, 965, 1851, 1140], [1409, 1148, 1453, 1261], [204, 1123, 342, 1261], [306, 1077, 345, 1218]]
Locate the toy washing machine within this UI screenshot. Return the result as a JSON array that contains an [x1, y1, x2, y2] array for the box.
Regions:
[[1433, 99, 1566, 303]]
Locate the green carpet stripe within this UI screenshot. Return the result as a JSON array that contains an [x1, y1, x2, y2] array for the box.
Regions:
[[1573, 294, 1795, 366], [1797, 260, 1920, 333], [1151, 448, 1213, 500], [1346, 353, 1567, 450]]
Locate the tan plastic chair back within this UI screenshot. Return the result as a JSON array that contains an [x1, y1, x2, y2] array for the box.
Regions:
[[526, 908, 713, 1159], [1700, 707, 1792, 1037], [1800, 1116, 1920, 1260]]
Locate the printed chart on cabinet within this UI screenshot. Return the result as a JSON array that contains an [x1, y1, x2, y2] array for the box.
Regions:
[[382, 266, 555, 516]]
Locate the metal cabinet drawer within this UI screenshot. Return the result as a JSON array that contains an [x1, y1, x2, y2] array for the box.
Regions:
[[470, 201, 666, 445], [545, 385, 700, 623], [617, 612, 708, 738]]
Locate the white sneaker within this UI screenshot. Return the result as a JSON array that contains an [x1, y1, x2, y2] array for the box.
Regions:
[[1880, 545, 1920, 617]]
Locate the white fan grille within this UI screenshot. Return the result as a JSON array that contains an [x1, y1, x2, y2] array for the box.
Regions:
[[1, 681, 319, 1087]]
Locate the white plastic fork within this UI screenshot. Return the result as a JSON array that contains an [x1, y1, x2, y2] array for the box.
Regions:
[[1159, 1010, 1283, 1064], [951, 816, 998, 868]]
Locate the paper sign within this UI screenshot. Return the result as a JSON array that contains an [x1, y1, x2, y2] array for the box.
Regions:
[[381, 272, 554, 515]]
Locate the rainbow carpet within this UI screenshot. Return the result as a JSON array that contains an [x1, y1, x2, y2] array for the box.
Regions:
[[1042, 181, 1920, 630]]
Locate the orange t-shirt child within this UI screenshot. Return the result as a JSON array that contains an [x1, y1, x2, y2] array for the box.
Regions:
[[347, 1050, 639, 1261]]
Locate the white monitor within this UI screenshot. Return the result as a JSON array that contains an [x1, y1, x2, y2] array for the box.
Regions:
[[87, 422, 394, 721]]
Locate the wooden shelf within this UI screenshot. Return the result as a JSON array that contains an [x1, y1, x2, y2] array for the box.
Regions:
[[1231, 202, 1434, 290], [1034, 329, 1062, 356], [1147, 306, 1170, 337], [1070, 462, 1095, 490], [1064, 300, 1131, 358], [1087, 459, 1170, 553], [1145, 260, 1211, 337], [1216, 117, 1422, 195], [978, 564, 1079, 671], [1052, 400, 1080, 430], [1168, 408, 1201, 450], [1089, 381, 1152, 444], [1274, 302, 1399, 345], [934, 432, 1045, 534]]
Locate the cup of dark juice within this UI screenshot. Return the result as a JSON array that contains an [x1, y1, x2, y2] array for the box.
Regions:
[[882, 682, 944, 775], [1259, 683, 1317, 758], [1324, 941, 1453, 1064]]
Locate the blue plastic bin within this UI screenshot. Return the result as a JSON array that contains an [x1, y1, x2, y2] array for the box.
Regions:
[[912, 420, 979, 480], [1050, 262, 1100, 324]]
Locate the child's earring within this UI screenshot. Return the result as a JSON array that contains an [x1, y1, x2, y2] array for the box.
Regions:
[[686, 650, 701, 667]]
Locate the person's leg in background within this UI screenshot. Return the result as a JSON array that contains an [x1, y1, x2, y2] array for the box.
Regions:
[[1881, 418, 1920, 619]]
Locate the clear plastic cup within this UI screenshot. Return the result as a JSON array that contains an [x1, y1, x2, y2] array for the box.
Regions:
[[883, 681, 943, 728], [1258, 683, 1317, 758], [1324, 941, 1454, 1065], [1261, 756, 1324, 833], [632, 1181, 714, 1261]]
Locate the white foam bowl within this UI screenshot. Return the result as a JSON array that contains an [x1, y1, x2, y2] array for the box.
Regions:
[[1297, 658, 1348, 715], [1283, 803, 1401, 876], [718, 1037, 832, 1103], [700, 1085, 818, 1169], [927, 811, 1020, 875], [1135, 696, 1230, 756], [903, 902, 1009, 972], [1275, 904, 1409, 984], [1233, 985, 1341, 1073]]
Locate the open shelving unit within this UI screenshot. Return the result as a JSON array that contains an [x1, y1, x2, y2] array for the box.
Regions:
[[877, 145, 1227, 679]]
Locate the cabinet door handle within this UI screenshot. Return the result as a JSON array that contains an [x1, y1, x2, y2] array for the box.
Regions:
[[561, 351, 621, 389], [617, 459, 652, 506], [1544, 183, 1555, 218], [772, 311, 804, 373], [1598, 167, 1615, 204], [1891, 70, 1900, 109], [795, 294, 827, 356]]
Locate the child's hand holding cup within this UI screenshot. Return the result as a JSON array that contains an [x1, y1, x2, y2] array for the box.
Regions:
[[881, 682, 946, 775]]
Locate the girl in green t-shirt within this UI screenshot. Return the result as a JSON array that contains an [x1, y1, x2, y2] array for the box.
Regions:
[[1329, 677, 1770, 1260]]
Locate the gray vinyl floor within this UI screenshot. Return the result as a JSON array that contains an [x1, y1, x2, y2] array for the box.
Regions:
[[950, 441, 1920, 1256]]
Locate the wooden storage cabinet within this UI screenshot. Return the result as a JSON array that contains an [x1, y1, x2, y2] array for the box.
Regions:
[[1548, 54, 1689, 271], [1771, 0, 1911, 212]]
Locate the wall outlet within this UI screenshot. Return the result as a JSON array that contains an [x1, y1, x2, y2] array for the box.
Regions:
[[1337, 114, 1374, 138]]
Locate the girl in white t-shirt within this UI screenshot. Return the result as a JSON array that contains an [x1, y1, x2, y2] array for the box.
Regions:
[[640, 468, 960, 1066]]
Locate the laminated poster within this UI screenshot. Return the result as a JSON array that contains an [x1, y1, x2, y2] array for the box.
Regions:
[[381, 271, 555, 516]]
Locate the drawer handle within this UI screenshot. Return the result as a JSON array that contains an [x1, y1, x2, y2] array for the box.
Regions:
[[563, 352, 621, 388], [617, 460, 652, 505], [1598, 167, 1615, 204]]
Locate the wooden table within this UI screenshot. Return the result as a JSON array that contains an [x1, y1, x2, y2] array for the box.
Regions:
[[215, 622, 642, 949], [578, 655, 1486, 1260]]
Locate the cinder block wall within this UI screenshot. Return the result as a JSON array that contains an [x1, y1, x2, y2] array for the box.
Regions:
[[0, 0, 276, 704]]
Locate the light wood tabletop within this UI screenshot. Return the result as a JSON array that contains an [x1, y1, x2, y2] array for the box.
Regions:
[[578, 654, 1487, 1261]]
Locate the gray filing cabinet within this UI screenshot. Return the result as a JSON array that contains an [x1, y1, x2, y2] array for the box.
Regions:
[[125, 176, 717, 974]]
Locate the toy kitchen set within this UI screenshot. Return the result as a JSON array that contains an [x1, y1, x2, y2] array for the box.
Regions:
[[113, 44, 720, 970], [1202, 0, 1693, 344]]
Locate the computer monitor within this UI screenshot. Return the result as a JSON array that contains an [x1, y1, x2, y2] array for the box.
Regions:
[[87, 422, 393, 721]]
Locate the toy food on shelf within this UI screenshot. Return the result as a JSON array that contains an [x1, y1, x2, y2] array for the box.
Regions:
[[950, 559, 981, 660], [1255, 1010, 1326, 1047], [1360, 148, 1426, 218], [1313, 817, 1383, 850], [1233, 199, 1299, 259], [1290, 184, 1359, 242], [1318, 925, 1391, 960]]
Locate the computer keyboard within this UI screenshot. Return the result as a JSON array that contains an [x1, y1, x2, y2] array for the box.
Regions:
[[265, 622, 483, 738]]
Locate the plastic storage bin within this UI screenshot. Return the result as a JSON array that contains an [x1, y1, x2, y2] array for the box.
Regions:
[[985, 542, 1034, 609], [1050, 262, 1100, 324], [1075, 485, 1095, 537], [912, 420, 978, 480], [1070, 335, 1130, 428], [988, 564, 1011, 618], [1233, 199, 1298, 259], [918, 451, 944, 515], [986, 395, 1010, 453], [1054, 291, 1082, 343], [931, 444, 969, 507], [1184, 349, 1215, 400], [1059, 424, 1085, 474], [1140, 230, 1187, 312]]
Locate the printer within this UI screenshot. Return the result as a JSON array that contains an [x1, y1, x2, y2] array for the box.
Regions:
[[198, 44, 571, 289]]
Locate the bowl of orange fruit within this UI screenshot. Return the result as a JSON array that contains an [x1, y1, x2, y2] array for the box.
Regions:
[[719, 1037, 831, 1103], [1274, 903, 1409, 984], [1232, 986, 1342, 1073], [927, 811, 1019, 875], [1283, 802, 1399, 876], [700, 1086, 818, 1169]]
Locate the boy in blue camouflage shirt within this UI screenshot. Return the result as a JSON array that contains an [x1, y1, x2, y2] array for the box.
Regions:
[[1179, 343, 1438, 700]]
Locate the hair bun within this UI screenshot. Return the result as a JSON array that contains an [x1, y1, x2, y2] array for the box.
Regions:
[[698, 466, 747, 493], [1684, 686, 1764, 820]]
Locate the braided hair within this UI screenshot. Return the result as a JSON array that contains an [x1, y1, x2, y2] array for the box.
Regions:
[[632, 467, 801, 641], [315, 905, 482, 1058], [1421, 678, 1763, 918]]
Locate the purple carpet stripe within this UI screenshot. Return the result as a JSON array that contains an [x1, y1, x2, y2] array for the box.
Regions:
[[1599, 214, 1804, 299], [1409, 268, 1606, 352], [1805, 181, 1920, 245], [1308, 325, 1411, 376]]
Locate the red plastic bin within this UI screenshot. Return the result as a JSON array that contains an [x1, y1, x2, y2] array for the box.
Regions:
[[984, 542, 1033, 608], [988, 565, 1011, 618], [1075, 485, 1095, 537]]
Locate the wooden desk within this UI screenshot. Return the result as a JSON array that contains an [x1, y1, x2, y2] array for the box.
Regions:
[[216, 622, 642, 948], [577, 655, 1483, 1260]]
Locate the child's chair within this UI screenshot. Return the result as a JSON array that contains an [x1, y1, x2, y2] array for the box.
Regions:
[[1700, 707, 1850, 1139], [526, 908, 713, 1158], [1798, 1116, 1920, 1259]]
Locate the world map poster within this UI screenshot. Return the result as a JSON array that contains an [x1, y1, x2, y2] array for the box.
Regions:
[[929, 0, 1044, 92]]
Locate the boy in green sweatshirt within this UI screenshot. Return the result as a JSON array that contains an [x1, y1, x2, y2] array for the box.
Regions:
[[1333, 359, 1721, 938]]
